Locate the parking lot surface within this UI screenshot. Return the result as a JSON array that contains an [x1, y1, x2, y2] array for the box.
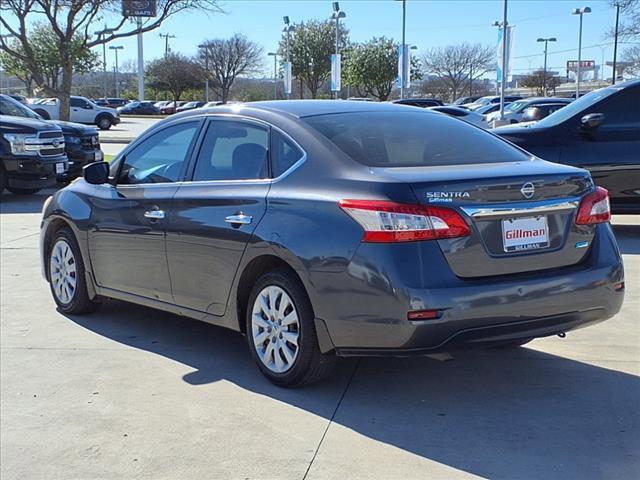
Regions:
[[99, 117, 160, 143], [1, 190, 638, 480]]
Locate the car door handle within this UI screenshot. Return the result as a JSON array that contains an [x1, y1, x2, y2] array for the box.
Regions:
[[144, 209, 165, 220], [225, 214, 252, 225]]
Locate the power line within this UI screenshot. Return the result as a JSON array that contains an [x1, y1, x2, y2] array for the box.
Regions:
[[513, 41, 640, 59]]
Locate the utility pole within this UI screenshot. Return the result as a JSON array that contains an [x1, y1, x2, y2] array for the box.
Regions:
[[331, 2, 346, 99], [136, 18, 144, 100], [283, 16, 296, 99], [612, 3, 620, 84], [95, 27, 114, 99], [572, 7, 591, 97], [109, 45, 124, 98], [492, 0, 509, 120], [400, 0, 407, 99], [159, 33, 176, 56]]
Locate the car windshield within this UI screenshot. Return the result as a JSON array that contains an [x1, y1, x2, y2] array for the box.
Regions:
[[0, 94, 41, 119], [536, 86, 620, 127], [304, 111, 528, 167], [505, 101, 529, 112]]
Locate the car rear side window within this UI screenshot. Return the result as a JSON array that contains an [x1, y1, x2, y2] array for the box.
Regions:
[[304, 111, 528, 167], [271, 130, 304, 177], [193, 120, 269, 181], [116, 121, 199, 184]]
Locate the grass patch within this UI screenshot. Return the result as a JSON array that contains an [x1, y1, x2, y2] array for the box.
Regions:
[[104, 154, 115, 163]]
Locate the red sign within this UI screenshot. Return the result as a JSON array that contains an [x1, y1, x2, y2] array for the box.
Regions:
[[566, 60, 595, 70]]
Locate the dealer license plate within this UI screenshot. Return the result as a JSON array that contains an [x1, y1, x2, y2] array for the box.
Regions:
[[501, 216, 549, 252]]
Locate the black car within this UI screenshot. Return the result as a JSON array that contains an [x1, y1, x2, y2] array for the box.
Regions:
[[393, 98, 444, 108], [1, 115, 67, 195], [0, 94, 102, 181], [105, 98, 129, 109], [117, 101, 161, 115], [40, 101, 624, 387], [495, 80, 640, 213], [452, 95, 483, 105], [175, 101, 206, 113]]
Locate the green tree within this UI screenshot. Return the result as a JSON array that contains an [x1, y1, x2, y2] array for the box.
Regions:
[[146, 53, 203, 102], [0, 1, 221, 120], [343, 37, 422, 101], [278, 19, 348, 99], [0, 25, 98, 95]]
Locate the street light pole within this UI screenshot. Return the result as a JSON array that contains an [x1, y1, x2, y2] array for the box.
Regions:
[[283, 16, 296, 100], [572, 7, 591, 97], [95, 27, 114, 99], [612, 3, 620, 85], [109, 45, 123, 98], [136, 18, 144, 101], [268, 52, 278, 100], [400, 0, 407, 99], [492, 0, 509, 120], [537, 37, 556, 95], [331, 2, 346, 100]]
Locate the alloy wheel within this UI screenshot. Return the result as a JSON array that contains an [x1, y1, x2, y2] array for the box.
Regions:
[[49, 239, 77, 304], [251, 285, 300, 373]]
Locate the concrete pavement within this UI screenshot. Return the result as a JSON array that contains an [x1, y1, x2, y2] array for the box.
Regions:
[[99, 117, 160, 144], [1, 190, 638, 480]]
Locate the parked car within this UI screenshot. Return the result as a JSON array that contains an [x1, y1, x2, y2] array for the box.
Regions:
[[203, 101, 225, 108], [466, 95, 524, 111], [427, 105, 488, 128], [159, 101, 188, 115], [1, 94, 102, 181], [452, 95, 483, 105], [485, 97, 572, 124], [40, 100, 624, 386], [117, 101, 161, 115], [7, 94, 29, 105], [154, 100, 172, 109], [175, 101, 206, 113], [495, 79, 640, 213], [105, 98, 129, 109], [30, 96, 120, 130], [521, 103, 572, 123], [1, 113, 67, 195], [393, 98, 444, 108], [474, 102, 512, 116]]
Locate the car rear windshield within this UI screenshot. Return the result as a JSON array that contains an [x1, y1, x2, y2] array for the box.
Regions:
[[304, 111, 528, 167]]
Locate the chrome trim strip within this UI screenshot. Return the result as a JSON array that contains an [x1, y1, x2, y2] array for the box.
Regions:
[[461, 198, 580, 219]]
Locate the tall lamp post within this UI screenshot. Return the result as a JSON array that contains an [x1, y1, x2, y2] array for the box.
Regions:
[[396, 0, 408, 99], [331, 2, 346, 99], [536, 37, 556, 95], [109, 45, 124, 98], [95, 27, 114, 99], [612, 3, 621, 84], [572, 6, 591, 97], [198, 43, 210, 102], [268, 52, 278, 100], [492, 0, 509, 121], [282, 16, 296, 99]]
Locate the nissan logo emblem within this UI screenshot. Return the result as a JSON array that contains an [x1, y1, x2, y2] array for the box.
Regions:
[[521, 182, 535, 199]]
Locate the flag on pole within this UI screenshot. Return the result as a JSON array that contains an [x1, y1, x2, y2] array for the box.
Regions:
[[331, 54, 341, 92], [283, 62, 292, 95]]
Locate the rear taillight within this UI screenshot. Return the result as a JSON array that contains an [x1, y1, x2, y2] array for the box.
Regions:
[[339, 199, 471, 242], [576, 187, 611, 225]]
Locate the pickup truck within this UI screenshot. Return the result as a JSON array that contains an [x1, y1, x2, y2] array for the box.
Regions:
[[30, 96, 120, 130], [1, 114, 68, 195]]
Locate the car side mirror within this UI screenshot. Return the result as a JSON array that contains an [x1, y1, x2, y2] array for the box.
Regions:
[[581, 113, 604, 130], [83, 161, 110, 185]]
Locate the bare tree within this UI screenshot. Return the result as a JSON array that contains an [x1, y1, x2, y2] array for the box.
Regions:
[[198, 33, 263, 103], [622, 45, 640, 76], [0, 0, 221, 119], [421, 43, 495, 102], [608, 0, 640, 39], [521, 69, 562, 96], [146, 53, 203, 102]]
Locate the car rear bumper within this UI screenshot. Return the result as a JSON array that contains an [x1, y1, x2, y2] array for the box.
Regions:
[[313, 223, 624, 354]]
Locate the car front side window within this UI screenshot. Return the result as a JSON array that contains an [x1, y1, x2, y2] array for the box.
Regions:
[[116, 121, 199, 185]]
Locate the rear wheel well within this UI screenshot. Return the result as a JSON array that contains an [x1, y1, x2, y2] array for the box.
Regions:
[[43, 218, 73, 280], [236, 255, 308, 335]]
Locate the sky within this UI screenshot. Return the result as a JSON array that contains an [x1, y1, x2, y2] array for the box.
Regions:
[[3, 0, 637, 80]]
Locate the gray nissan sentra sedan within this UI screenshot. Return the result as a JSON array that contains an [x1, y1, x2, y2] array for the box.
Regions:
[[40, 101, 625, 387]]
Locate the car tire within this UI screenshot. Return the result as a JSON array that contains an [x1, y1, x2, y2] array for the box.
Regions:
[[246, 268, 335, 387], [47, 228, 100, 314], [6, 187, 40, 195], [96, 115, 113, 130], [34, 109, 50, 120]]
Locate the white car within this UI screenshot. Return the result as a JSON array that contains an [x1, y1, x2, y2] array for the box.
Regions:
[[485, 97, 572, 125], [427, 106, 488, 128], [30, 96, 120, 130]]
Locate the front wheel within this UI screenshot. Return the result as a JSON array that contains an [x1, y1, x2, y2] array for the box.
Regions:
[[48, 228, 100, 314], [96, 115, 113, 130], [246, 269, 335, 387]]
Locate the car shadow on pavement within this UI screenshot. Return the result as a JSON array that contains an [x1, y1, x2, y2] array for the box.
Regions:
[[0, 188, 60, 214], [64, 300, 640, 479], [612, 224, 640, 255]]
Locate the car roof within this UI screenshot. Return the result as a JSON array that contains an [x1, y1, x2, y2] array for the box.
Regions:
[[215, 100, 431, 119]]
